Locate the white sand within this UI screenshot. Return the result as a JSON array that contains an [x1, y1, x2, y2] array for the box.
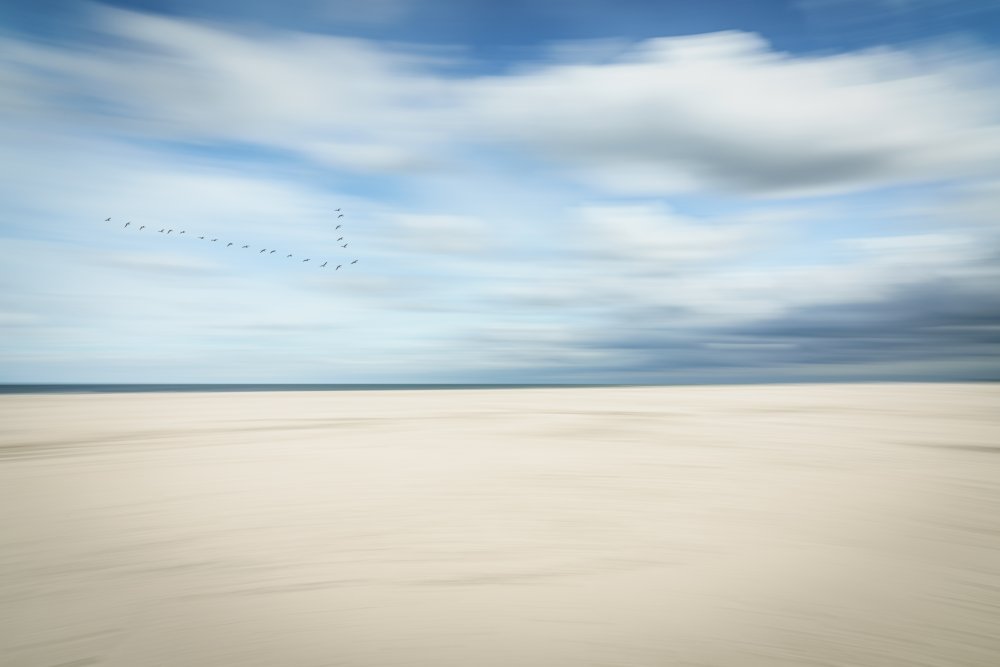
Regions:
[[1, 384, 999, 666]]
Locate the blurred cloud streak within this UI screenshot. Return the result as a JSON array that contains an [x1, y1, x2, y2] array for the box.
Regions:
[[0, 2, 999, 382]]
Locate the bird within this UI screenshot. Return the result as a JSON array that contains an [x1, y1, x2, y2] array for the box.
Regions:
[[159, 229, 165, 233], [337, 237, 343, 241], [338, 214, 344, 218], [105, 217, 111, 222], [259, 249, 266, 254], [241, 245, 249, 249], [179, 231, 186, 234], [351, 259, 357, 264], [211, 238, 218, 242], [335, 208, 341, 212], [198, 236, 205, 240], [139, 225, 145, 230], [269, 250, 276, 254], [167, 229, 173, 234], [336, 265, 341, 270], [303, 258, 310, 262], [286, 254, 293, 258], [320, 262, 327, 267], [227, 242, 234, 247], [124, 222, 130, 228], [341, 243, 348, 248], [335, 225, 341, 230]]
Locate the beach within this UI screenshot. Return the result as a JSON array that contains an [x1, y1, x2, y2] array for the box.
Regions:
[[2, 383, 999, 666]]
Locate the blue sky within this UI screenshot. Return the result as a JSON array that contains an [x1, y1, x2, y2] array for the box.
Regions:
[[1, 0, 999, 382]]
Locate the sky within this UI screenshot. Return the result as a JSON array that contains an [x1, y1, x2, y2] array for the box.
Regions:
[[1, 0, 1000, 383]]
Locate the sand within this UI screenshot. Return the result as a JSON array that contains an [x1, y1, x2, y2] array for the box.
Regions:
[[1, 383, 999, 666]]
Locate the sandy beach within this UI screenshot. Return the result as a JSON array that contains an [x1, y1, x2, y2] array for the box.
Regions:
[[1, 384, 999, 666]]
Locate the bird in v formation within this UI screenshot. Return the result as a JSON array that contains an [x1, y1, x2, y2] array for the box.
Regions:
[[109, 212, 358, 269]]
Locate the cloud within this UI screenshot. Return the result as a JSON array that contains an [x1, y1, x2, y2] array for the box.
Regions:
[[503, 274, 1000, 382], [723, 278, 1000, 373], [466, 31, 1000, 196], [574, 203, 776, 264], [389, 213, 493, 254], [99, 251, 224, 276], [0, 5, 457, 175], [5, 11, 1000, 198], [457, 206, 1000, 381], [0, 312, 41, 328]]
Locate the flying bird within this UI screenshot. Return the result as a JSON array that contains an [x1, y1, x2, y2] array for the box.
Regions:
[[286, 254, 293, 258], [338, 214, 344, 218], [179, 231, 185, 234], [351, 259, 357, 264], [105, 218, 111, 222], [269, 250, 276, 254], [303, 258, 310, 262], [167, 229, 173, 234], [242, 245, 249, 249], [259, 249, 266, 254], [198, 236, 205, 240], [139, 226, 145, 230], [124, 222, 130, 228], [335, 225, 341, 230], [211, 239, 218, 242], [335, 208, 341, 212], [341, 243, 348, 248], [227, 242, 234, 247], [336, 265, 341, 270], [159, 229, 165, 233], [337, 237, 343, 241], [320, 262, 327, 267]]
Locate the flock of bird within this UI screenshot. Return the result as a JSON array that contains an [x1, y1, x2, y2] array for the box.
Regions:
[[106, 209, 358, 270]]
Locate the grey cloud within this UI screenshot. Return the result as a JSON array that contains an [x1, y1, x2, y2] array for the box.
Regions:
[[568, 277, 1000, 381], [467, 32, 1000, 196], [734, 279, 1000, 359]]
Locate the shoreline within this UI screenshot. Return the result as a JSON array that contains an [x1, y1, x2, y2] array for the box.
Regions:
[[1, 378, 998, 398]]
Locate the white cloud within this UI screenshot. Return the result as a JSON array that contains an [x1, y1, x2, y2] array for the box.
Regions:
[[0, 6, 457, 175], [575, 203, 774, 264], [389, 214, 493, 254], [4, 12, 1000, 197], [99, 251, 224, 276], [466, 32, 1000, 196]]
